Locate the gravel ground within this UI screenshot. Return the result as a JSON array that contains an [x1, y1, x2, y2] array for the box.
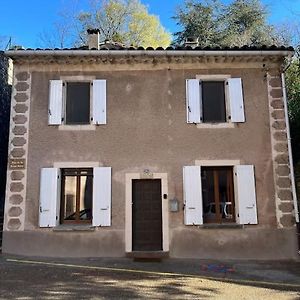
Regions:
[[0, 255, 299, 299]]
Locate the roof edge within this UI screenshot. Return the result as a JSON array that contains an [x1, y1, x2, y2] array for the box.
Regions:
[[5, 49, 294, 59]]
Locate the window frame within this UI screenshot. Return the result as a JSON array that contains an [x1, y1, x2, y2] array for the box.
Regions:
[[60, 167, 93, 225], [195, 74, 234, 128], [62, 79, 93, 126], [60, 76, 95, 128], [201, 166, 236, 224]]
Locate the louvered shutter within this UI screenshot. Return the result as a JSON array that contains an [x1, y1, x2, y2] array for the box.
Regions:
[[228, 78, 245, 123], [186, 79, 202, 123], [48, 80, 63, 125], [93, 167, 111, 226], [234, 165, 258, 224], [92, 80, 107, 125], [183, 166, 203, 225], [39, 168, 61, 227]]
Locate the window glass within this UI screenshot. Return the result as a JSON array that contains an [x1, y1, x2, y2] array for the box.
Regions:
[[202, 166, 235, 223], [202, 81, 226, 123], [61, 168, 93, 223], [66, 82, 90, 124]]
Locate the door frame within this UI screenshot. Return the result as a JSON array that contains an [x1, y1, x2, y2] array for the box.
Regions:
[[125, 173, 169, 252]]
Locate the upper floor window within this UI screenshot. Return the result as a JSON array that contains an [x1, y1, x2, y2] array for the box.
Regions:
[[66, 83, 91, 125], [186, 77, 245, 124], [48, 79, 107, 126]]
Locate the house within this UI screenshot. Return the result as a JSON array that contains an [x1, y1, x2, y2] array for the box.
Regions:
[[2, 30, 299, 259]]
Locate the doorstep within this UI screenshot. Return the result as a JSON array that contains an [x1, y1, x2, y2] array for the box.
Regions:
[[126, 251, 169, 260]]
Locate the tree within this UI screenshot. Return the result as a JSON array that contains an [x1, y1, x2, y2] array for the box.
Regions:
[[173, 0, 282, 47], [173, 0, 223, 46], [39, 0, 171, 48]]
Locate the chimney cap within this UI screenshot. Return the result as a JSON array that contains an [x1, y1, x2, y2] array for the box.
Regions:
[[87, 28, 100, 34]]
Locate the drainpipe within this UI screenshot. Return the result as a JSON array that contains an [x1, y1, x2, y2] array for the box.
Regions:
[[281, 73, 300, 224]]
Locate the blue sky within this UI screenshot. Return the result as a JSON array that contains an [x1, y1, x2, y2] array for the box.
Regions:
[[0, 0, 300, 48]]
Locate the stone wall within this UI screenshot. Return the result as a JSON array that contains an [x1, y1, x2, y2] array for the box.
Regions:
[[267, 71, 296, 227], [4, 71, 31, 231]]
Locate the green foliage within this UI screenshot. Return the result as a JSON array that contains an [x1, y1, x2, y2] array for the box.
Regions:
[[76, 0, 171, 48], [173, 0, 284, 47]]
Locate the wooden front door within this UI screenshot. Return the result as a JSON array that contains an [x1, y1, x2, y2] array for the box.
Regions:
[[132, 179, 162, 251]]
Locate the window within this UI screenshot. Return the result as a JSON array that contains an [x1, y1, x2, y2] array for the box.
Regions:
[[201, 167, 235, 223], [186, 78, 245, 124], [48, 79, 107, 126], [39, 166, 112, 227], [60, 168, 93, 224], [202, 82, 226, 123], [65, 83, 90, 125], [183, 165, 258, 225]]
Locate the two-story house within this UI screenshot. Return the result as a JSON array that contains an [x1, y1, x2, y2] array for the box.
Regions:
[[2, 30, 299, 259]]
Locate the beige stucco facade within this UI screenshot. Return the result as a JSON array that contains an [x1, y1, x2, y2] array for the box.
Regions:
[[3, 51, 299, 259]]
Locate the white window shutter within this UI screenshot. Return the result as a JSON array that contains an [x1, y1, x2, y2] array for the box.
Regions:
[[48, 80, 63, 125], [183, 166, 203, 225], [92, 80, 107, 125], [234, 165, 258, 224], [93, 167, 111, 226], [186, 79, 202, 123], [39, 168, 61, 227], [228, 78, 245, 123]]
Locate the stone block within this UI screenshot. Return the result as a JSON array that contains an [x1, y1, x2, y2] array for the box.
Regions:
[[10, 182, 24, 192], [273, 132, 287, 142], [13, 115, 27, 124], [12, 137, 26, 147], [269, 78, 282, 88], [270, 88, 283, 98], [276, 166, 290, 177], [14, 93, 28, 102], [271, 110, 285, 120], [274, 143, 288, 153], [9, 194, 23, 205], [7, 219, 21, 230], [276, 177, 291, 188], [271, 100, 284, 109], [14, 104, 28, 114], [8, 207, 22, 217], [272, 121, 286, 130], [280, 214, 295, 227], [278, 202, 294, 213], [278, 190, 293, 201], [10, 148, 25, 158], [12, 126, 27, 136], [15, 72, 30, 81], [15, 82, 29, 92], [275, 154, 289, 164], [11, 171, 25, 181]]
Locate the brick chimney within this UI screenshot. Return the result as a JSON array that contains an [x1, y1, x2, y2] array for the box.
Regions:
[[87, 29, 100, 50], [184, 37, 199, 48]]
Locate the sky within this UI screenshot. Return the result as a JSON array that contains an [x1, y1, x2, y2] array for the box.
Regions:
[[0, 0, 300, 49]]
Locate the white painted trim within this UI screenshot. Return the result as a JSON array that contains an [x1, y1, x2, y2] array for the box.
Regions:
[[195, 160, 241, 166], [58, 125, 96, 131], [53, 162, 100, 168], [125, 173, 169, 252]]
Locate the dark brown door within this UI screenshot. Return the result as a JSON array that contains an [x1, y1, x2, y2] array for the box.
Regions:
[[132, 179, 162, 251]]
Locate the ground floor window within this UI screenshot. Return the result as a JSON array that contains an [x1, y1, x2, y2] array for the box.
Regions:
[[201, 166, 235, 223], [60, 168, 93, 224]]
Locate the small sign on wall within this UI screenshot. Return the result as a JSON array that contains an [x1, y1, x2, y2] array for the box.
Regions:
[[9, 158, 26, 170]]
